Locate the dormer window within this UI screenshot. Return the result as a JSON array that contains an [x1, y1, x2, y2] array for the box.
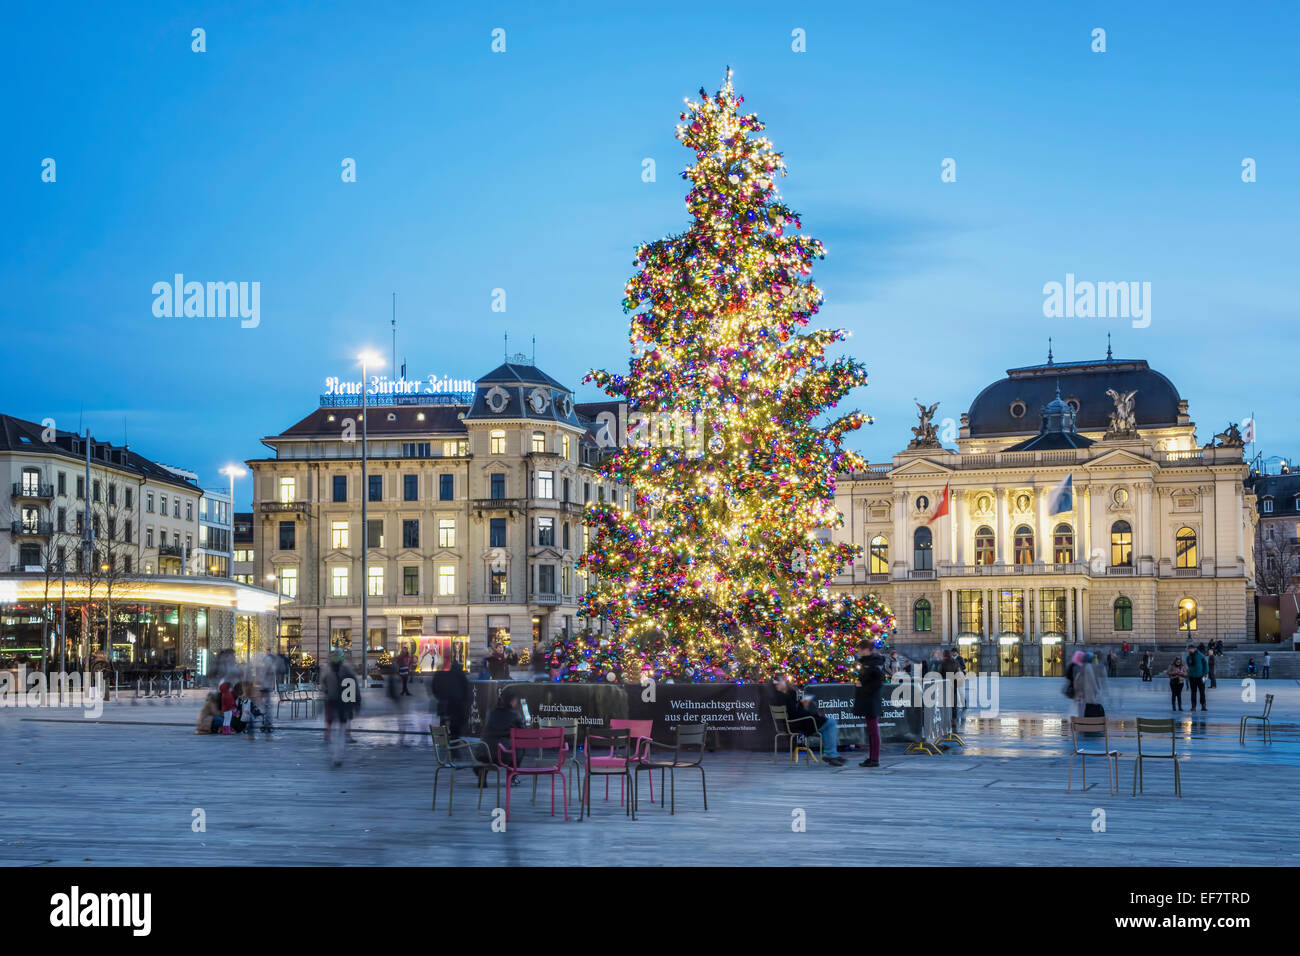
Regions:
[[1262, 497, 1274, 514]]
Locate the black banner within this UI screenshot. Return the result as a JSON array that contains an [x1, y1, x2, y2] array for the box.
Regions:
[[471, 680, 923, 751]]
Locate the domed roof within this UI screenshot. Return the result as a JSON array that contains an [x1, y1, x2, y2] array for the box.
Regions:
[[967, 356, 1181, 439]]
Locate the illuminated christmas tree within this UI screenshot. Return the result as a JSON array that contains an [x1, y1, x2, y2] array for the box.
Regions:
[[579, 70, 896, 683]]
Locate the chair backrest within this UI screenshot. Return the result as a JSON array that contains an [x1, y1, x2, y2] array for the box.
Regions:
[[1262, 693, 1275, 718], [667, 724, 708, 764], [429, 724, 455, 767], [769, 704, 790, 731], [538, 717, 579, 749], [1135, 717, 1176, 756], [610, 718, 652, 740], [585, 728, 632, 767], [1069, 716, 1109, 753], [506, 726, 566, 770]]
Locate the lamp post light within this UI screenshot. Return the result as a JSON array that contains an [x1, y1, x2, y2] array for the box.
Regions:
[[100, 561, 111, 664], [357, 350, 383, 689], [220, 464, 246, 581], [266, 572, 282, 667]]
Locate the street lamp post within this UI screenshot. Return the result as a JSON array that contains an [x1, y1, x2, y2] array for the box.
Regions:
[[266, 572, 282, 666], [100, 562, 111, 664], [220, 465, 246, 582], [357, 350, 383, 688]]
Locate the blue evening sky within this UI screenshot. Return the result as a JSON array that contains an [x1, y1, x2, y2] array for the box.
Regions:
[[3, 1, 1297, 506]]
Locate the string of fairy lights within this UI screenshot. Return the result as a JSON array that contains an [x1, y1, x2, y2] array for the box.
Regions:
[[572, 70, 897, 683]]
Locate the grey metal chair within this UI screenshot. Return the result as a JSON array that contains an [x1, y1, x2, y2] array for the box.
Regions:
[[1239, 693, 1274, 744], [581, 728, 636, 821], [769, 704, 822, 764], [634, 724, 708, 814], [1133, 717, 1182, 798], [1067, 716, 1120, 794], [429, 724, 500, 815]]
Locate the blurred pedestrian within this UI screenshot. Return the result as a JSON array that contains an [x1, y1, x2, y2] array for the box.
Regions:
[[396, 646, 413, 696], [322, 649, 361, 766], [1072, 652, 1104, 718], [431, 659, 471, 738], [854, 639, 885, 768], [256, 650, 277, 735], [218, 678, 235, 734], [1263, 651, 1271, 679], [1206, 646, 1217, 689], [1186, 644, 1209, 711]]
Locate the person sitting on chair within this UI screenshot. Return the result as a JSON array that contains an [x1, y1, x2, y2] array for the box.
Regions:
[[773, 676, 844, 766]]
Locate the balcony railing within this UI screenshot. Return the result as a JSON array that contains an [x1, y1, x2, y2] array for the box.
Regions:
[[12, 482, 54, 499], [533, 593, 561, 605], [472, 498, 524, 514], [1106, 565, 1136, 576], [260, 501, 311, 514], [940, 562, 1090, 577], [10, 520, 52, 536], [158, 543, 185, 557], [1172, 567, 1201, 577], [908, 569, 936, 580]]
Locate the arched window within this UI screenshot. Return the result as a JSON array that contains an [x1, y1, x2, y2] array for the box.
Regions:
[[913, 526, 933, 571], [1014, 525, 1034, 564], [869, 535, 889, 574], [914, 598, 932, 632], [1114, 596, 1133, 631], [1111, 520, 1133, 567], [531, 431, 546, 454], [974, 526, 995, 565], [489, 430, 506, 455], [1176, 527, 1197, 568], [1053, 523, 1074, 564], [1178, 598, 1198, 631]]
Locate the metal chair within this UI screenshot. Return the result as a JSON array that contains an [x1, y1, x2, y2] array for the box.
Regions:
[[1132, 717, 1182, 797], [769, 705, 822, 764], [634, 724, 708, 814], [429, 724, 500, 815], [537, 717, 582, 807], [498, 727, 569, 822], [1067, 716, 1120, 794], [1239, 693, 1274, 744], [582, 728, 636, 820]]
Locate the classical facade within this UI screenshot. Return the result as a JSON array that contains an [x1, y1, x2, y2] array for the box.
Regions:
[[248, 359, 626, 667], [831, 354, 1256, 675]]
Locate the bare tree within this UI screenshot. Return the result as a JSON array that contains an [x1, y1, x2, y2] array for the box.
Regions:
[[1256, 528, 1299, 596]]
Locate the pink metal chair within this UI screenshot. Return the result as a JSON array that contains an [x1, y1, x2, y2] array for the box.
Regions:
[[605, 719, 654, 806], [498, 727, 569, 822]]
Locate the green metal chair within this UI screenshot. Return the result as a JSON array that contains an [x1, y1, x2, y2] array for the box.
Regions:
[[1132, 717, 1182, 798]]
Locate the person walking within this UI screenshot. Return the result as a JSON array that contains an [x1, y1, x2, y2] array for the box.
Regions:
[[1207, 647, 1217, 689], [431, 659, 471, 738], [1167, 656, 1188, 711], [853, 639, 886, 768], [322, 649, 361, 766], [939, 649, 962, 734], [396, 646, 412, 696], [1263, 651, 1271, 679], [218, 678, 235, 734], [1072, 652, 1104, 718], [1139, 651, 1152, 682], [1105, 651, 1117, 678], [255, 650, 277, 735], [1185, 644, 1209, 712]]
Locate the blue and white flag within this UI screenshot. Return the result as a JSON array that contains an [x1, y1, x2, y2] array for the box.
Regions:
[[1047, 473, 1073, 515]]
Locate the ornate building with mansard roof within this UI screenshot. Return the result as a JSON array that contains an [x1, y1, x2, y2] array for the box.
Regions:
[[831, 351, 1257, 676]]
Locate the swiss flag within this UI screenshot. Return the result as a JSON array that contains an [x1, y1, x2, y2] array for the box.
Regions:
[[928, 482, 950, 524]]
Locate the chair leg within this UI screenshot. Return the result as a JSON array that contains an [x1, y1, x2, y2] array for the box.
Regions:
[[1081, 755, 1086, 792], [1067, 752, 1074, 792], [433, 767, 441, 811], [448, 771, 454, 814], [559, 771, 568, 821], [1132, 757, 1138, 796], [551, 774, 556, 817], [661, 767, 666, 808], [670, 767, 676, 814], [477, 770, 486, 809], [495, 769, 501, 811], [699, 766, 707, 811]]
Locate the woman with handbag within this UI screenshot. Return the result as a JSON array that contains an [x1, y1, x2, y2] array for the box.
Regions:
[[1071, 652, 1105, 719]]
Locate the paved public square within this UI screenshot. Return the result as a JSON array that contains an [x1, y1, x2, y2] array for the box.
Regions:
[[1, 678, 1296, 867]]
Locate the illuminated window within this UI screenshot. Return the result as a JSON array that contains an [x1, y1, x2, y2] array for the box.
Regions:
[[531, 431, 546, 454], [562, 434, 571, 459], [279, 477, 295, 503], [438, 518, 456, 548], [1176, 527, 1197, 568], [974, 526, 995, 565], [536, 470, 554, 498], [869, 535, 889, 574], [331, 566, 349, 598], [1014, 525, 1034, 564], [442, 440, 459, 457], [490, 430, 506, 455], [367, 566, 384, 596], [1111, 520, 1133, 566], [1178, 598, 1197, 631], [280, 567, 298, 599], [1053, 524, 1073, 564], [438, 566, 455, 596], [331, 520, 349, 550]]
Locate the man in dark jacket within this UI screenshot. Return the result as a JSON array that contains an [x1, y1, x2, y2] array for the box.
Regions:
[[773, 677, 844, 766], [485, 643, 511, 680], [853, 640, 886, 767], [1186, 644, 1209, 711], [431, 660, 471, 738], [478, 687, 526, 783]]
